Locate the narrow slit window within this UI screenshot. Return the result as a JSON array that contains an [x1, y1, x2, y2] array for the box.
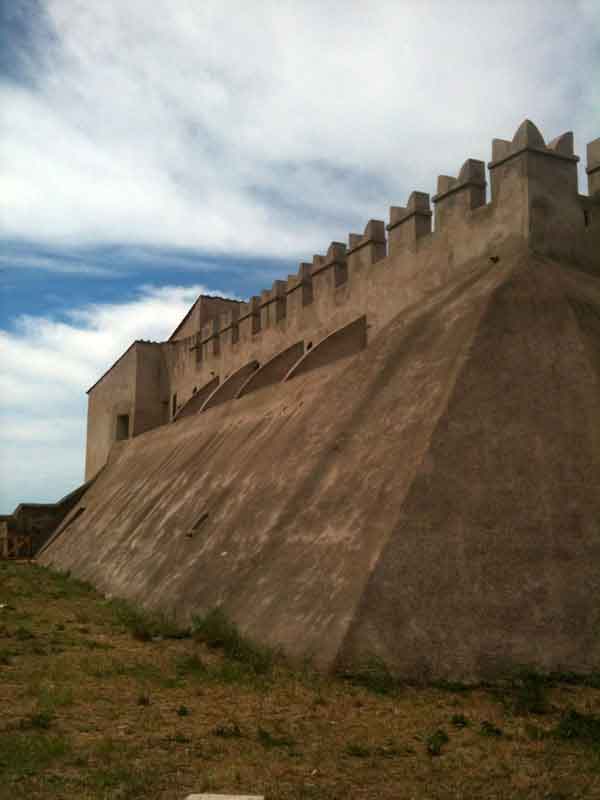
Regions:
[[186, 511, 209, 538], [116, 414, 130, 441]]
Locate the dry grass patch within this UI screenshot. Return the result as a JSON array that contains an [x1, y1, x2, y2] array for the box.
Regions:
[[1, 560, 600, 799]]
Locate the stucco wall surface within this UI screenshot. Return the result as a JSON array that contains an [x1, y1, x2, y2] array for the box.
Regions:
[[40, 247, 600, 680], [85, 346, 138, 480]]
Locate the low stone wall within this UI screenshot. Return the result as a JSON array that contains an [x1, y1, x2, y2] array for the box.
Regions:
[[0, 481, 92, 560]]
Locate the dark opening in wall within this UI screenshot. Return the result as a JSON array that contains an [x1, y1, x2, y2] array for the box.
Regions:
[[186, 511, 209, 538], [307, 341, 313, 350], [172, 393, 178, 419], [584, 209, 590, 227], [116, 414, 130, 441]]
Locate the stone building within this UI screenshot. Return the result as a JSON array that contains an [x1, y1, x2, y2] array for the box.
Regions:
[[18, 120, 600, 679]]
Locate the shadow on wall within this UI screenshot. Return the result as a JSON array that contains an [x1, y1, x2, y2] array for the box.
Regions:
[[284, 316, 367, 382], [174, 377, 219, 422]]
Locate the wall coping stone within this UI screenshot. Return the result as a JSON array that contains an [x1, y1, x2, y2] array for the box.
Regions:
[[488, 145, 579, 171]]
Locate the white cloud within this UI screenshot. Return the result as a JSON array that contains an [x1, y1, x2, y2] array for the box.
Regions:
[[0, 284, 213, 511], [1, 0, 599, 510], [1, 0, 598, 260], [0, 252, 118, 276]]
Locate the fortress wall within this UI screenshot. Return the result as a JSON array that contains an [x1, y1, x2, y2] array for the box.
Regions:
[[85, 344, 138, 480], [169, 295, 241, 342], [158, 173, 535, 418], [133, 342, 168, 435], [86, 122, 600, 474], [169, 296, 203, 341], [43, 245, 600, 679]]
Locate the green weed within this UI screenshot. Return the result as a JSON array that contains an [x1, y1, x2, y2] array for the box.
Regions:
[[192, 608, 275, 675], [21, 710, 55, 730], [340, 656, 399, 695], [496, 669, 548, 715], [175, 652, 207, 678], [14, 626, 35, 641], [107, 597, 189, 641], [213, 722, 243, 739], [37, 684, 74, 711], [554, 709, 600, 746], [451, 713, 469, 727], [344, 743, 371, 758], [480, 720, 503, 737], [84, 764, 155, 797], [426, 729, 449, 756], [431, 679, 473, 693], [0, 731, 70, 781], [257, 727, 296, 749]]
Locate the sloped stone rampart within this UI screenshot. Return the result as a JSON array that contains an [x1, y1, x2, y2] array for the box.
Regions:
[[40, 248, 600, 680]]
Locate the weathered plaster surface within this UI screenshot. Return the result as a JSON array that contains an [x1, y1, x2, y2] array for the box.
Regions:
[[35, 121, 600, 679]]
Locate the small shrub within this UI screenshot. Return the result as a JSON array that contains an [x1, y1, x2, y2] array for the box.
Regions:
[[22, 710, 55, 730], [15, 626, 35, 641], [480, 720, 503, 737], [192, 609, 274, 675], [432, 679, 473, 693], [426, 729, 449, 756], [87, 764, 155, 795], [108, 598, 189, 642], [0, 732, 69, 780], [175, 653, 207, 678], [499, 669, 548, 715], [524, 723, 545, 741], [37, 685, 74, 711], [177, 705, 190, 717], [341, 657, 399, 695], [213, 722, 242, 739], [373, 740, 405, 758], [344, 743, 371, 758], [554, 709, 600, 745], [451, 713, 469, 728], [257, 727, 295, 749]]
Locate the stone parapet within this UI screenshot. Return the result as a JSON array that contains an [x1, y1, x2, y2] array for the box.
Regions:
[[85, 119, 600, 477]]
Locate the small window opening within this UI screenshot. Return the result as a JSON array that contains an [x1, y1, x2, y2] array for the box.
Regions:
[[584, 209, 590, 228], [307, 341, 313, 350], [186, 511, 209, 538], [172, 393, 178, 418], [116, 414, 130, 441]]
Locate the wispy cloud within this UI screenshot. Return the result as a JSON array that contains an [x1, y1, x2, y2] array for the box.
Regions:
[[0, 252, 119, 276], [1, 0, 599, 511], [1, 0, 598, 262], [0, 284, 217, 511]]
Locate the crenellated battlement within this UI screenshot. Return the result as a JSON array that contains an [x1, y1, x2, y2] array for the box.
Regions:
[[84, 120, 600, 480]]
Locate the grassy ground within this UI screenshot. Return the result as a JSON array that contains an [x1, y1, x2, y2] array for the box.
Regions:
[[1, 561, 600, 799]]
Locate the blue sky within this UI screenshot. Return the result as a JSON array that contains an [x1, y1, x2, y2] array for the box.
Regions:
[[1, 0, 599, 512]]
